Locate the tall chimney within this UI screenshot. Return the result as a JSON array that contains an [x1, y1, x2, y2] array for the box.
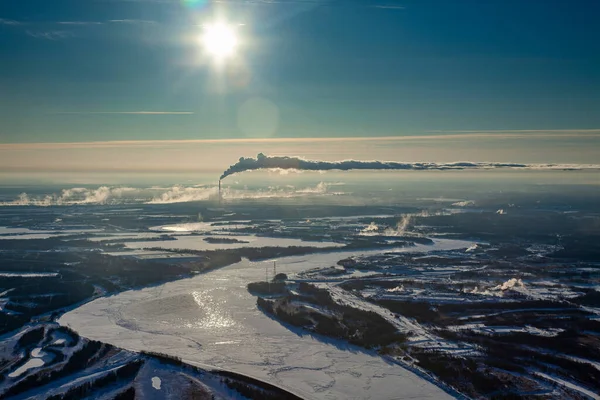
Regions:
[[218, 179, 221, 206]]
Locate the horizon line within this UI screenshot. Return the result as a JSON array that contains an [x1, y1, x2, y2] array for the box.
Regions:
[[1, 131, 600, 150]]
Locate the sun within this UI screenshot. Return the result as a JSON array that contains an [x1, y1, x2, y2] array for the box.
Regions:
[[201, 22, 238, 59]]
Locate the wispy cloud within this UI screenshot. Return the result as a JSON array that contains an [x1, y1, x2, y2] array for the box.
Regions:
[[373, 5, 405, 9], [108, 19, 157, 24], [1, 17, 158, 28], [0, 18, 22, 26], [26, 30, 73, 40], [58, 21, 104, 26], [52, 111, 194, 115], [3, 18, 77, 40], [427, 129, 600, 134]]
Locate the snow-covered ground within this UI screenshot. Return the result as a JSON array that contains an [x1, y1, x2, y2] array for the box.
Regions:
[[0, 272, 59, 278], [60, 238, 472, 400], [8, 347, 52, 378], [534, 371, 600, 400], [8, 358, 45, 378]]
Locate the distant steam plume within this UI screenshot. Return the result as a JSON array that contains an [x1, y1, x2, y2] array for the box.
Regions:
[[220, 153, 600, 180], [0, 182, 340, 207], [359, 215, 413, 237]]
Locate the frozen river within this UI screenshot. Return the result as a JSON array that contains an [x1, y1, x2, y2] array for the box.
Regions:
[[60, 239, 472, 399]]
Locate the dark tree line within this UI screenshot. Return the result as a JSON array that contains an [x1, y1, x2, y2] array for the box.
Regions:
[[46, 360, 143, 400]]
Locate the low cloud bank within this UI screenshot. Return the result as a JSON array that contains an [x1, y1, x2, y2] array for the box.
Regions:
[[0, 182, 342, 206], [5, 187, 138, 206]]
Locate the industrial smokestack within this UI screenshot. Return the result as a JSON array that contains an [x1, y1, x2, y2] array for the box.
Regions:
[[218, 179, 222, 206]]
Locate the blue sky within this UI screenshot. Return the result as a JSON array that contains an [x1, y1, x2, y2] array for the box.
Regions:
[[1, 0, 599, 144]]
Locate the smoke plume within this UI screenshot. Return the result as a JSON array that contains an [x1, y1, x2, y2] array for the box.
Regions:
[[220, 153, 600, 180]]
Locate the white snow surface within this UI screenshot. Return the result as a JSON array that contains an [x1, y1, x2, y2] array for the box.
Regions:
[[0, 272, 59, 278], [8, 347, 49, 378], [151, 376, 161, 390], [8, 358, 45, 378], [60, 239, 472, 400]]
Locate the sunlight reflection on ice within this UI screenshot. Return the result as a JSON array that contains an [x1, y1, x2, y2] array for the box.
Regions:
[[191, 290, 236, 329]]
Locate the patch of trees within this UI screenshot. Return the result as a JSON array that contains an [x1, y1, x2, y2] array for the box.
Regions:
[[222, 378, 289, 400], [530, 353, 600, 391], [44, 348, 66, 364], [573, 290, 600, 307], [236, 246, 337, 262], [297, 282, 335, 306], [141, 351, 188, 368], [341, 279, 397, 291], [5, 287, 95, 317], [81, 253, 193, 289], [258, 284, 407, 349], [16, 326, 45, 350], [217, 371, 302, 400], [420, 211, 581, 243], [0, 314, 31, 335], [247, 281, 287, 295], [257, 297, 312, 327], [2, 340, 106, 397], [203, 237, 249, 244], [488, 330, 600, 361], [0, 238, 88, 251], [375, 300, 442, 324], [46, 360, 143, 400], [550, 235, 600, 261], [440, 327, 600, 392], [564, 316, 600, 333], [489, 394, 537, 400], [148, 246, 336, 265], [375, 298, 593, 328], [479, 309, 592, 330], [58, 339, 105, 371], [8, 280, 83, 298], [256, 297, 274, 313], [438, 299, 575, 313], [411, 350, 507, 398], [331, 305, 405, 348], [273, 273, 287, 281], [112, 386, 135, 400], [51, 326, 80, 347], [0, 268, 96, 331]]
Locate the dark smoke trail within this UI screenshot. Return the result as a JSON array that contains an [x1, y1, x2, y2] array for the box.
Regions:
[[220, 153, 600, 180]]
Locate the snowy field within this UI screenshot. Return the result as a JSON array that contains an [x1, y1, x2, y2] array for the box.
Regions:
[[60, 239, 472, 400]]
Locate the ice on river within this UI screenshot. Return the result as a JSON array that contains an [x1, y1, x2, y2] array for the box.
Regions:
[[60, 239, 472, 399]]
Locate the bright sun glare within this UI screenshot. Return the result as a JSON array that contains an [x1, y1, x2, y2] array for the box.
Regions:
[[201, 22, 238, 59]]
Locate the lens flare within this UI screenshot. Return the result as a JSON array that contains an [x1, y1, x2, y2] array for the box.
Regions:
[[181, 0, 209, 9]]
